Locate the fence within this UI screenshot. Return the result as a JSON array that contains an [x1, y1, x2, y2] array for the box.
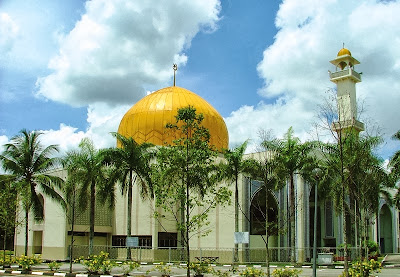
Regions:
[[69, 246, 362, 264]]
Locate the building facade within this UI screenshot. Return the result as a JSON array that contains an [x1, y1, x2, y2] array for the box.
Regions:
[[14, 49, 399, 262]]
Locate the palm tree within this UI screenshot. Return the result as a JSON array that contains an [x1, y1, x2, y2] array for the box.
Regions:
[[389, 130, 400, 207], [244, 135, 284, 277], [319, 133, 393, 261], [274, 127, 316, 263], [346, 134, 393, 257], [63, 138, 108, 255], [221, 141, 249, 262], [62, 151, 84, 271], [0, 129, 65, 255], [102, 132, 154, 260]]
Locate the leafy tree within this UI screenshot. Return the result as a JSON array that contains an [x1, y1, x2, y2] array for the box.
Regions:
[[389, 130, 400, 207], [243, 132, 284, 277], [62, 138, 109, 255], [344, 134, 393, 258], [318, 132, 392, 263], [221, 140, 250, 262], [273, 127, 316, 263], [0, 129, 65, 255], [102, 133, 154, 260], [316, 92, 366, 276], [152, 106, 231, 277], [0, 175, 18, 261]]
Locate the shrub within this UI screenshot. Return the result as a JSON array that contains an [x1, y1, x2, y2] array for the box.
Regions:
[[15, 255, 41, 270], [120, 261, 140, 275], [188, 263, 212, 275], [212, 268, 232, 277], [339, 259, 382, 277], [0, 254, 15, 266], [48, 261, 61, 271], [153, 262, 172, 276], [239, 267, 266, 277], [271, 268, 302, 277], [76, 251, 116, 274]]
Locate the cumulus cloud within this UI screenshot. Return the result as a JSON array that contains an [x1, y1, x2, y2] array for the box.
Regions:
[[0, 13, 19, 56], [226, 0, 400, 157], [36, 0, 221, 107], [39, 103, 130, 155]]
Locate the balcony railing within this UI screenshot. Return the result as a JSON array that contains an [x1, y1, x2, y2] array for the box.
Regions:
[[330, 68, 361, 82]]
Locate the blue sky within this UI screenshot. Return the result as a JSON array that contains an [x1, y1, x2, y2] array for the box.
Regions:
[[1, 0, 400, 160]]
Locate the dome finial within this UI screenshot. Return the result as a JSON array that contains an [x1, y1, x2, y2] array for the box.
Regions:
[[173, 64, 178, 86]]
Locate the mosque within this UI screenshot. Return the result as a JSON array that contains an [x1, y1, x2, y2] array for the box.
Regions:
[[14, 48, 399, 262]]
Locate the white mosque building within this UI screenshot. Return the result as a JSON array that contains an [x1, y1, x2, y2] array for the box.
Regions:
[[14, 48, 399, 263]]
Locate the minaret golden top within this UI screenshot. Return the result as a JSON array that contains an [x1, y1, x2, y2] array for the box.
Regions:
[[173, 64, 178, 86]]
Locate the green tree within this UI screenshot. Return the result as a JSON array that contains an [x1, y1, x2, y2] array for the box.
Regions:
[[221, 140, 250, 263], [344, 134, 392, 258], [318, 132, 393, 262], [153, 106, 231, 277], [243, 132, 285, 277], [102, 133, 154, 260], [273, 127, 316, 263], [0, 175, 18, 260], [0, 129, 65, 255], [389, 130, 400, 207], [62, 138, 109, 255]]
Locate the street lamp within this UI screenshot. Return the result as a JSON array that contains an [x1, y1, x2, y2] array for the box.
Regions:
[[312, 168, 322, 277]]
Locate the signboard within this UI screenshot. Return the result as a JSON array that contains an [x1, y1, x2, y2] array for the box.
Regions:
[[234, 232, 249, 244], [126, 236, 139, 247]]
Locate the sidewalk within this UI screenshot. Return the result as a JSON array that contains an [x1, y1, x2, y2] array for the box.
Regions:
[[1, 262, 399, 277]]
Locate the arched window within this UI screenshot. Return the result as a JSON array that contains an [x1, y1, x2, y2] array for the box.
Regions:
[[34, 194, 45, 221], [250, 188, 278, 235]]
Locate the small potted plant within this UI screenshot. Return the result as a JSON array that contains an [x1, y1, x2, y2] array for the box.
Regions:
[[317, 247, 334, 265]]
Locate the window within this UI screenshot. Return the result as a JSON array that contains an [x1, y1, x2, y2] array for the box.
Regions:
[[249, 188, 278, 235], [325, 200, 334, 237], [158, 232, 177, 248], [139, 236, 152, 247], [112, 235, 152, 247], [112, 235, 126, 246]]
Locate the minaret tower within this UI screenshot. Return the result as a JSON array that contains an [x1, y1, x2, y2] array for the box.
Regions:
[[329, 47, 364, 133]]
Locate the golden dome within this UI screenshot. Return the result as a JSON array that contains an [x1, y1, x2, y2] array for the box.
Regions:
[[118, 86, 229, 150], [337, 48, 351, 57]]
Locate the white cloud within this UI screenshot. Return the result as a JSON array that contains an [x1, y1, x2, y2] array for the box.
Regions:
[[0, 135, 10, 154], [0, 13, 19, 56], [36, 0, 221, 107], [84, 103, 130, 149], [39, 103, 130, 155], [40, 124, 87, 156], [226, 0, 400, 158]]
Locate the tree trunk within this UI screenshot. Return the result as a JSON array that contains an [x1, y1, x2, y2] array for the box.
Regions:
[[24, 209, 28, 256], [265, 188, 270, 277], [290, 174, 296, 263], [186, 137, 190, 277], [3, 229, 7, 262], [342, 196, 349, 277], [126, 172, 134, 260], [89, 181, 95, 256], [69, 188, 76, 273], [234, 176, 239, 263]]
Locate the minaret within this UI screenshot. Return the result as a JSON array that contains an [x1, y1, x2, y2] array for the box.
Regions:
[[329, 47, 364, 133]]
